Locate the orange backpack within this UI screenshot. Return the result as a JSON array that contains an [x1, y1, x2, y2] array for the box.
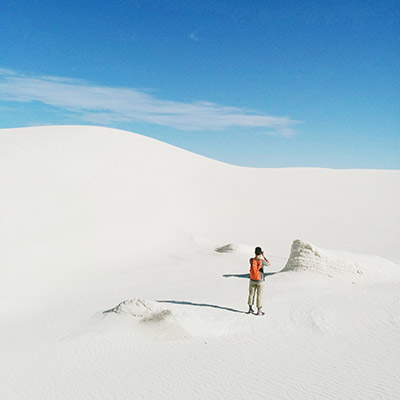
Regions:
[[250, 258, 263, 281]]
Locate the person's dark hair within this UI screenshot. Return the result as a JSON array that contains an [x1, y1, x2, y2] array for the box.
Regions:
[[255, 247, 262, 255]]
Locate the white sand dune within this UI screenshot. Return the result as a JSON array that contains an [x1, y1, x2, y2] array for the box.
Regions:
[[1, 126, 399, 399]]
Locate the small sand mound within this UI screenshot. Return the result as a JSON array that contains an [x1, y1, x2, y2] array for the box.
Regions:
[[103, 298, 166, 318], [101, 298, 191, 340], [282, 240, 362, 276]]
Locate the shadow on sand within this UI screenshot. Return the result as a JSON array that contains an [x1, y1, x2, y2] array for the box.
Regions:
[[222, 272, 278, 279], [157, 272, 280, 315], [157, 300, 246, 314]]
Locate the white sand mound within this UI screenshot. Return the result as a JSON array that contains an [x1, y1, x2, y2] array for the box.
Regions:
[[282, 239, 363, 276], [103, 298, 178, 325], [103, 298, 168, 318], [99, 298, 192, 340]]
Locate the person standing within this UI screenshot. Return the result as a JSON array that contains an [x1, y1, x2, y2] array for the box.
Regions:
[[248, 246, 270, 315]]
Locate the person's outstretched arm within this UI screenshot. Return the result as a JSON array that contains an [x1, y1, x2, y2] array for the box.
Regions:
[[261, 252, 270, 266]]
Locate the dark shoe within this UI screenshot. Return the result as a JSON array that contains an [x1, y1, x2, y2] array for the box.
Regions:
[[256, 310, 265, 316], [247, 307, 255, 314]]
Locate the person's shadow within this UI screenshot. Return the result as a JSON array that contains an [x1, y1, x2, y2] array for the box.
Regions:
[[157, 300, 246, 314], [157, 272, 279, 315], [222, 272, 278, 279]]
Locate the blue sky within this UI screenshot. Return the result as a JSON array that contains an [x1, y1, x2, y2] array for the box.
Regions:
[[0, 0, 399, 168]]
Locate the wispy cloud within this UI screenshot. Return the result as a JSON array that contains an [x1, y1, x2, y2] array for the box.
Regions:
[[189, 31, 201, 42], [0, 68, 300, 135]]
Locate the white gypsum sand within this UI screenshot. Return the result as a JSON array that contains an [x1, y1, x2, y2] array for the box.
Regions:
[[1, 125, 399, 400]]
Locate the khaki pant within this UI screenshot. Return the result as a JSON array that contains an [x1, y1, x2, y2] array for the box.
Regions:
[[248, 280, 264, 308]]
